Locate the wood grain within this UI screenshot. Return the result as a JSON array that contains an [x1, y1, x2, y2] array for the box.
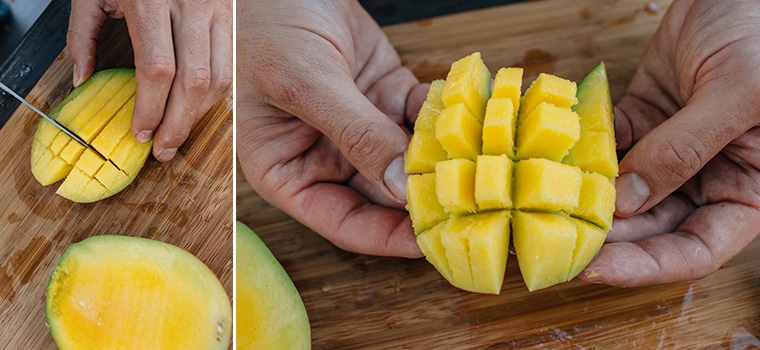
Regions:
[[0, 19, 232, 348], [237, 0, 760, 348]]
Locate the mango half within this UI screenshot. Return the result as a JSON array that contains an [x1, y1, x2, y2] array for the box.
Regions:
[[30, 68, 152, 203], [45, 235, 232, 349], [406, 53, 617, 293], [236, 221, 311, 349]]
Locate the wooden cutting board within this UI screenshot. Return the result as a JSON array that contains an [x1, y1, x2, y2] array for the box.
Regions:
[[0, 19, 232, 348], [237, 0, 760, 348]]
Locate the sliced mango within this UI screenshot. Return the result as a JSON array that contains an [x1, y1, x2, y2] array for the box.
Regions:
[[406, 56, 618, 293], [30, 69, 152, 203]]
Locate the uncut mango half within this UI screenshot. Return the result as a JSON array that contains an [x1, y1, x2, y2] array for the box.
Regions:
[[46, 235, 232, 349], [30, 68, 152, 203], [405, 52, 618, 293]]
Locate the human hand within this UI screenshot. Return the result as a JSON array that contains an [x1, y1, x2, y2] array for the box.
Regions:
[[580, 0, 760, 287], [236, 0, 427, 257], [67, 0, 232, 162]]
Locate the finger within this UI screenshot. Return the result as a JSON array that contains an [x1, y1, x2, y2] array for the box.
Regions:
[[197, 4, 232, 116], [151, 2, 213, 161], [67, 0, 109, 86], [265, 62, 412, 204], [405, 83, 431, 127], [237, 114, 422, 258], [581, 202, 760, 287], [122, 1, 175, 148], [607, 192, 695, 243], [614, 89, 753, 217], [293, 181, 422, 258], [347, 172, 406, 210]]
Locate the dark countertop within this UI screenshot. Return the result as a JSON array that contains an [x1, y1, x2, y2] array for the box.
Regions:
[[0, 0, 524, 127]]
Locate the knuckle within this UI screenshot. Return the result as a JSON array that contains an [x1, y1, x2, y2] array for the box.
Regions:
[[657, 141, 703, 183], [265, 71, 307, 107], [211, 68, 233, 95], [142, 55, 176, 82], [183, 66, 212, 95], [339, 120, 382, 170]]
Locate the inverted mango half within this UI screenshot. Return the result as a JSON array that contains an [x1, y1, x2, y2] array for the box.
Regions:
[[30, 68, 151, 203], [405, 53, 618, 293]]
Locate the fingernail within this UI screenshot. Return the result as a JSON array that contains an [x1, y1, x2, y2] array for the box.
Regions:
[[384, 157, 408, 202], [615, 171, 650, 215], [135, 130, 153, 143], [73, 65, 83, 87], [582, 267, 602, 283], [157, 148, 177, 162]]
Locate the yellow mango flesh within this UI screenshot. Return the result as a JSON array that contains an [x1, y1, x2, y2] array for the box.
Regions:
[[441, 52, 491, 120], [236, 221, 311, 350], [30, 68, 152, 203], [515, 102, 580, 161], [512, 211, 577, 291], [405, 56, 617, 293], [482, 98, 516, 157], [436, 158, 477, 214], [436, 103, 482, 160], [46, 235, 232, 350]]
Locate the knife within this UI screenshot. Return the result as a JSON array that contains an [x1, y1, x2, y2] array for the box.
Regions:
[[0, 81, 104, 159]]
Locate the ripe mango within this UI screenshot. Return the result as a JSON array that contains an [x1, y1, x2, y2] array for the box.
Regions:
[[236, 221, 311, 349], [45, 235, 232, 349], [30, 68, 152, 203], [406, 53, 617, 293]]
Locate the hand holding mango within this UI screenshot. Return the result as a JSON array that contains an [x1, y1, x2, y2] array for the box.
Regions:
[[236, 0, 427, 258], [237, 0, 760, 288], [581, 0, 760, 287], [68, 0, 232, 162]]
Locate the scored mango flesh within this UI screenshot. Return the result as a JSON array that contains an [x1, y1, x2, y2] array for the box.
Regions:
[[405, 53, 618, 293], [30, 68, 152, 203]]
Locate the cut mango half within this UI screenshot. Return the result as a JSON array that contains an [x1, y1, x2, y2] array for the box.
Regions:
[[405, 53, 618, 293], [30, 68, 152, 203]]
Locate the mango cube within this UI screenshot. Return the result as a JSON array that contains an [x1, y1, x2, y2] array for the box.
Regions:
[[404, 130, 448, 174], [441, 215, 475, 292], [441, 52, 491, 120], [475, 155, 513, 210], [568, 218, 607, 280], [435, 159, 477, 214], [416, 222, 453, 281], [563, 131, 618, 179], [515, 102, 580, 161], [414, 80, 446, 131], [436, 103, 482, 160], [512, 211, 577, 291], [481, 98, 516, 157], [513, 158, 582, 212], [491, 67, 523, 111], [571, 172, 615, 231], [466, 211, 511, 294], [520, 72, 578, 117], [406, 173, 447, 234]]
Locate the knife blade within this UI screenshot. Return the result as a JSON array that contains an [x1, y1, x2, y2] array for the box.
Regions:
[[0, 81, 105, 159]]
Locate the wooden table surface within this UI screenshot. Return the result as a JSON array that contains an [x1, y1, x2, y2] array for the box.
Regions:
[[0, 19, 233, 348], [236, 0, 760, 348]]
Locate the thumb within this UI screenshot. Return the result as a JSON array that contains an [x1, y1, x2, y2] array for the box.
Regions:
[[614, 88, 751, 217], [67, 0, 108, 86], [274, 72, 412, 204]]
